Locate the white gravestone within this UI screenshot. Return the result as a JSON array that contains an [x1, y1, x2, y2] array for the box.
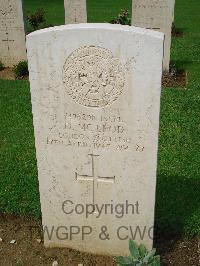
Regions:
[[27, 24, 164, 256], [64, 0, 87, 24], [132, 0, 174, 71], [0, 0, 26, 67]]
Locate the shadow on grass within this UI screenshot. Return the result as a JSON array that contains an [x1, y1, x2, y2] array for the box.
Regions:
[[154, 175, 200, 238], [172, 23, 185, 38], [170, 59, 193, 70]]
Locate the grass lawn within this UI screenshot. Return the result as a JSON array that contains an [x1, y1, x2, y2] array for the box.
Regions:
[[0, 0, 200, 237], [23, 0, 132, 26]]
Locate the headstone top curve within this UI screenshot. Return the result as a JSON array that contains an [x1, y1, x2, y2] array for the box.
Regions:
[[27, 23, 164, 40]]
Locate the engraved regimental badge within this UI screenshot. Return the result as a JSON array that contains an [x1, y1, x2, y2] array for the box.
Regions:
[[62, 46, 125, 108]]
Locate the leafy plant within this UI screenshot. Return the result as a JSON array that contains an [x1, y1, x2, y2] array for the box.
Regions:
[[13, 61, 29, 79], [115, 239, 160, 266], [27, 8, 46, 31], [110, 9, 131, 26], [0, 61, 5, 71]]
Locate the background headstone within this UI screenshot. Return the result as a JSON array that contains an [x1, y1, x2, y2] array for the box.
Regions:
[[0, 0, 26, 67], [64, 0, 87, 24], [132, 0, 174, 71], [27, 24, 164, 255], [172, 0, 175, 22]]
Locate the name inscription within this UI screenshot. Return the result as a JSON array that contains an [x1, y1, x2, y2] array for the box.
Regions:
[[47, 111, 132, 151]]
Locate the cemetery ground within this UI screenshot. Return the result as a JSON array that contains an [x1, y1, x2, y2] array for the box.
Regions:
[[0, 0, 199, 265]]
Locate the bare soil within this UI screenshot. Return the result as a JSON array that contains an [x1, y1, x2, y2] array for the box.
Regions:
[[0, 68, 28, 80], [162, 69, 187, 88], [0, 214, 199, 266], [156, 235, 200, 266], [0, 68, 15, 80]]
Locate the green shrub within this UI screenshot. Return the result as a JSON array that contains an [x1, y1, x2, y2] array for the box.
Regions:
[[0, 61, 5, 71], [110, 9, 131, 26], [13, 61, 29, 79], [115, 239, 160, 266], [27, 8, 46, 31]]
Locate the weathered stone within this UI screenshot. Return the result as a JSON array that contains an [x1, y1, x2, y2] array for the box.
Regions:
[[27, 24, 164, 256], [64, 0, 87, 24], [132, 0, 174, 71], [52, 261, 58, 266], [10, 239, 16, 244], [0, 0, 26, 67], [172, 0, 176, 22]]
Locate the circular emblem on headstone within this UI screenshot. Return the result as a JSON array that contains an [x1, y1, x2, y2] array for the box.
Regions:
[[62, 46, 125, 108]]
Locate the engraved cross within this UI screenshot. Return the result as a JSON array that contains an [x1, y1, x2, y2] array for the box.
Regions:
[[75, 154, 115, 205], [2, 32, 14, 52], [74, 8, 77, 23]]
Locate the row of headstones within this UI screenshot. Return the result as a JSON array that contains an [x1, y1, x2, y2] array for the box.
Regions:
[[1, 0, 175, 71], [65, 0, 175, 71]]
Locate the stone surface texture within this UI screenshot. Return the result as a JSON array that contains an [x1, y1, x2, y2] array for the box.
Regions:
[[64, 0, 87, 24], [132, 0, 174, 71], [172, 0, 175, 22], [0, 0, 26, 67], [27, 24, 164, 256]]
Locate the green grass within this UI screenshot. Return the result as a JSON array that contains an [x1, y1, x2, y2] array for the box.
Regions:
[[0, 80, 40, 217], [24, 0, 65, 26], [0, 0, 200, 236], [23, 0, 132, 26], [155, 0, 200, 236]]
